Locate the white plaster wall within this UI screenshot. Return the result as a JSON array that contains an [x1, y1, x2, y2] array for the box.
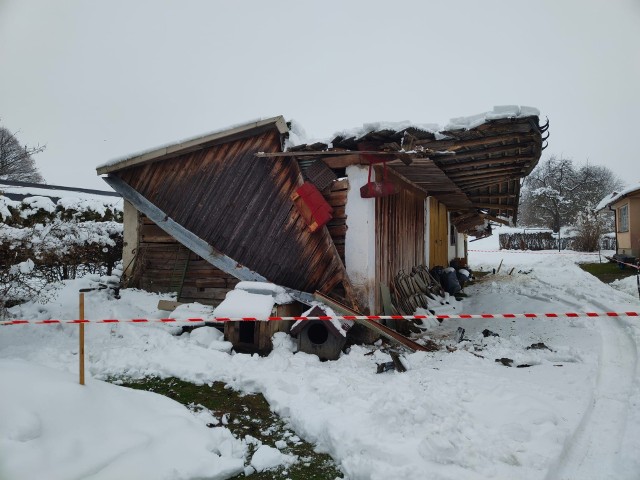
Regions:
[[122, 200, 140, 280], [457, 232, 466, 258], [448, 212, 457, 262], [345, 165, 377, 312]]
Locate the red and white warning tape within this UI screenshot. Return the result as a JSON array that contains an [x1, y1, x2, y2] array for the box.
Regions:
[[1, 312, 639, 326], [468, 249, 600, 255]]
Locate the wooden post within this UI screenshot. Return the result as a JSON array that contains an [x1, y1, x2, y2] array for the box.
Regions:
[[79, 293, 85, 386]]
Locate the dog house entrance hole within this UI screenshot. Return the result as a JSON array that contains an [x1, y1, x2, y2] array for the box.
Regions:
[[239, 321, 255, 344], [308, 323, 329, 345]]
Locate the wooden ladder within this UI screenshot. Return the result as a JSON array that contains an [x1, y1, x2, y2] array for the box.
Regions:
[[168, 245, 191, 301]]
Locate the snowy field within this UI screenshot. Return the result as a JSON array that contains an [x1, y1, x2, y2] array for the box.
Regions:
[[1, 231, 640, 480]]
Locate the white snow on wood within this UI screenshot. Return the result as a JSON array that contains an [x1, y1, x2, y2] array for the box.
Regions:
[[235, 281, 293, 304], [286, 105, 541, 148], [213, 289, 275, 319], [97, 117, 282, 170], [446, 105, 540, 130]]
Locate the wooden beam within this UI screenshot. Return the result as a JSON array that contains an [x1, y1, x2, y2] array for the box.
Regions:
[[415, 132, 538, 151], [447, 166, 529, 180], [320, 155, 367, 168], [457, 174, 518, 187], [483, 214, 511, 226], [440, 157, 534, 172], [431, 143, 538, 163], [471, 203, 515, 211], [458, 179, 509, 190], [103, 175, 315, 305], [256, 150, 413, 166], [379, 166, 429, 196], [468, 194, 517, 200]]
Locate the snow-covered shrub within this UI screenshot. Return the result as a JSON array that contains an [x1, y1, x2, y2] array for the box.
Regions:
[[0, 195, 123, 314]]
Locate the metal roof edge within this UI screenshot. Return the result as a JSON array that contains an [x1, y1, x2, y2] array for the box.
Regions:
[[96, 116, 288, 175]]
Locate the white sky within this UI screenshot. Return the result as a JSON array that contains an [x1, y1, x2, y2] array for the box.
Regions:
[[1, 0, 639, 190]]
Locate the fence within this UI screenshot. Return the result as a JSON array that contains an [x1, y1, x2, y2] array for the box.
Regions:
[[499, 232, 615, 251]]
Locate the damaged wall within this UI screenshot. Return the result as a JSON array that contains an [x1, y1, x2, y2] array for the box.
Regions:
[[344, 165, 377, 312]]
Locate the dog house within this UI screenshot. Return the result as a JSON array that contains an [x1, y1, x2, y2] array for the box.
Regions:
[[290, 306, 348, 361]]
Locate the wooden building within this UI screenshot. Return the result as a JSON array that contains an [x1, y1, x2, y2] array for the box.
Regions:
[[97, 108, 547, 315]]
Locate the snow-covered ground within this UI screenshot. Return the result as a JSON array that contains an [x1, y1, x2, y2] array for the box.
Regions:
[[1, 230, 639, 479]]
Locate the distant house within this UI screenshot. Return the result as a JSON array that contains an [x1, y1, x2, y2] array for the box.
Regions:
[[96, 108, 547, 314], [597, 183, 640, 258]]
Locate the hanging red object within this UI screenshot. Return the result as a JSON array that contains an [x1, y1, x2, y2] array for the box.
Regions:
[[291, 182, 334, 232], [360, 160, 399, 198]]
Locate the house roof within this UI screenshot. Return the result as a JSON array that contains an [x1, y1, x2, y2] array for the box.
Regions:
[[99, 118, 350, 306], [596, 182, 640, 211], [96, 116, 288, 175], [270, 106, 548, 234]]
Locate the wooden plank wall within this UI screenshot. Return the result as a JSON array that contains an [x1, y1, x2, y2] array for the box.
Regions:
[[117, 129, 347, 294], [429, 197, 449, 268], [137, 215, 238, 306], [325, 179, 348, 263], [375, 187, 426, 313]]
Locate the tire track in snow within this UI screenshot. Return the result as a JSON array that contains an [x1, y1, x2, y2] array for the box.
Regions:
[[545, 292, 638, 480]]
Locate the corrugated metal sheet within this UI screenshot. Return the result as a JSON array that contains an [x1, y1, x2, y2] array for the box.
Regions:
[[114, 128, 347, 294]]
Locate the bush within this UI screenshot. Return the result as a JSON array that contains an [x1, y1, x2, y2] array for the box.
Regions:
[[0, 195, 123, 313]]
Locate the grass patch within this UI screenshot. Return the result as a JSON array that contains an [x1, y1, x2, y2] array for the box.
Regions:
[[579, 262, 637, 284], [118, 377, 343, 480]]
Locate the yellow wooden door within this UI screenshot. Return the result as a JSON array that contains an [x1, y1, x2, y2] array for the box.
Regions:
[[429, 198, 448, 267]]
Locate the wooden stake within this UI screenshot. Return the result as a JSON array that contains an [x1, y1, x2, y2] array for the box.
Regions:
[[496, 259, 504, 274], [79, 293, 85, 386]]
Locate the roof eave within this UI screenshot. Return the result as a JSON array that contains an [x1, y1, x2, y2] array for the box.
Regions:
[[96, 116, 288, 175]]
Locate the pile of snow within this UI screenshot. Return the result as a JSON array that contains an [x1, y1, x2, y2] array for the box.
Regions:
[[0, 358, 245, 480], [1, 233, 640, 479], [610, 275, 640, 298]]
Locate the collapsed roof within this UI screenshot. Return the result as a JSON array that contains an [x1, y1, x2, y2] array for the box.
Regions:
[[273, 106, 548, 234], [96, 108, 547, 307]]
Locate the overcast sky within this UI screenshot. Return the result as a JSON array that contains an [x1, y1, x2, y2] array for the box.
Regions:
[[1, 0, 639, 190]]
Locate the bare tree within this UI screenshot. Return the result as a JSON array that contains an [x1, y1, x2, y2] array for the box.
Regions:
[[519, 156, 623, 231], [0, 126, 45, 182]]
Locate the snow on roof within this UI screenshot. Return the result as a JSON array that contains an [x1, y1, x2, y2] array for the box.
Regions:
[[96, 116, 288, 173], [445, 105, 540, 131], [286, 105, 541, 148], [595, 182, 640, 211]]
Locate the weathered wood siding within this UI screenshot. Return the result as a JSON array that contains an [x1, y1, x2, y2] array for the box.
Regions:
[[115, 129, 347, 294], [136, 215, 238, 305], [429, 197, 449, 267], [325, 179, 348, 263], [375, 186, 426, 312]]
